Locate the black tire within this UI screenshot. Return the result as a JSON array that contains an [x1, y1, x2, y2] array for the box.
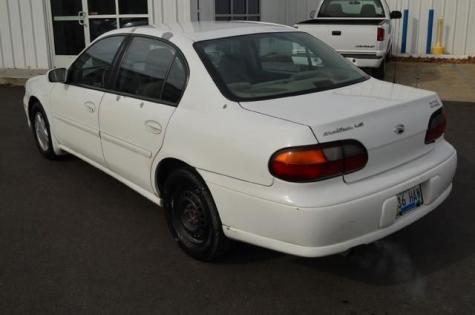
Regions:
[[373, 58, 386, 80], [30, 102, 57, 160], [163, 168, 230, 261]]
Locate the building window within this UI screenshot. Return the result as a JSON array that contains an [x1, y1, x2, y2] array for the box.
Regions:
[[215, 0, 260, 21]]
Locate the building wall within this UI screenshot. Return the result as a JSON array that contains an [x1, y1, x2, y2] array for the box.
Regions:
[[261, 0, 320, 25], [259, 0, 475, 57], [0, 0, 192, 70], [1, 0, 475, 71], [387, 0, 475, 56], [0, 0, 50, 69], [150, 0, 192, 24], [196, 0, 321, 25]]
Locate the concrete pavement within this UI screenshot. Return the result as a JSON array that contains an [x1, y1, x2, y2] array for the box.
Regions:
[[386, 62, 475, 102]]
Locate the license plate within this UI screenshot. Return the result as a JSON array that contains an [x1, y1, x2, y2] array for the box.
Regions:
[[397, 185, 424, 216]]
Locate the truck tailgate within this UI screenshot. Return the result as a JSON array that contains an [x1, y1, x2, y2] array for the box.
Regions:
[[296, 19, 385, 54]]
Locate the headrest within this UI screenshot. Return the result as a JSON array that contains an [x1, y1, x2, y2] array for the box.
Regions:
[[327, 3, 344, 17], [361, 4, 377, 17]]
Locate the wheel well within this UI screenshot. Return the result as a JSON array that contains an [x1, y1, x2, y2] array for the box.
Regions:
[[155, 158, 197, 196], [28, 96, 41, 123]]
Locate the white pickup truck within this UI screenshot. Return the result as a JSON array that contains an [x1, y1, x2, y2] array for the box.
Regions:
[[295, 0, 401, 79]]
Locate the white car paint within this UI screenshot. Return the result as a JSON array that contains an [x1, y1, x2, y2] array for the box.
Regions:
[[23, 22, 456, 258], [50, 84, 105, 165], [296, 0, 396, 69]]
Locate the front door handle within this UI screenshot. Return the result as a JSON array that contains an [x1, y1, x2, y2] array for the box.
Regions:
[[145, 120, 162, 135], [332, 30, 342, 36], [83, 101, 96, 113]]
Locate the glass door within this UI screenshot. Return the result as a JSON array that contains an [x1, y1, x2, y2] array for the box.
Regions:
[[50, 0, 89, 67], [49, 0, 149, 68], [88, 0, 149, 41]]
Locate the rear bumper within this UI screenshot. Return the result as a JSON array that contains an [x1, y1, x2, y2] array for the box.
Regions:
[[343, 54, 384, 68], [201, 140, 457, 257]]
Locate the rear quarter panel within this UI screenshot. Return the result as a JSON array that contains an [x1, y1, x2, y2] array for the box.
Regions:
[[152, 38, 318, 187]]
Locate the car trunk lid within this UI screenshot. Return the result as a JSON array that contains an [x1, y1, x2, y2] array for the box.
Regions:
[[239, 79, 443, 183]]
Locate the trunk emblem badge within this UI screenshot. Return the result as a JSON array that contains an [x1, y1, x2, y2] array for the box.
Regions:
[[394, 124, 405, 135]]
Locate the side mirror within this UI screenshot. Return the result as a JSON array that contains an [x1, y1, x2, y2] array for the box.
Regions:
[[390, 10, 402, 19], [48, 68, 67, 83], [309, 10, 316, 19]]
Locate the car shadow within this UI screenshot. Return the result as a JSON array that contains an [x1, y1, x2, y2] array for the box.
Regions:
[[295, 154, 473, 286], [216, 242, 284, 264], [217, 155, 473, 287]]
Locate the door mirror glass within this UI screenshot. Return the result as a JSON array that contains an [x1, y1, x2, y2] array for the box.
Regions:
[[48, 68, 67, 83], [390, 10, 402, 19]]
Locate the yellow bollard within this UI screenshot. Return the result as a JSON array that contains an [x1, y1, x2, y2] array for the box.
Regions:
[[432, 18, 445, 55]]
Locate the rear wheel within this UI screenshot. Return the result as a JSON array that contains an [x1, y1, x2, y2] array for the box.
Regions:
[[163, 168, 230, 261], [31, 103, 57, 160]]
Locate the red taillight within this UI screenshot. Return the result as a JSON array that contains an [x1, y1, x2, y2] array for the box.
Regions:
[[425, 108, 447, 144], [377, 27, 385, 41], [269, 140, 368, 182]]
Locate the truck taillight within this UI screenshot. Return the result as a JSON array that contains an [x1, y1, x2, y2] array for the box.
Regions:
[[269, 140, 368, 182], [425, 108, 447, 144], [377, 27, 385, 41]]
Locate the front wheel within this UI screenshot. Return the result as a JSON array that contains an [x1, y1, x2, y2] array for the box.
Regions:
[[31, 103, 57, 160], [163, 168, 231, 261]]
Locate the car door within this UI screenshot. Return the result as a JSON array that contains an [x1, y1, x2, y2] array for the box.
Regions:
[[50, 35, 125, 165], [99, 36, 188, 191]]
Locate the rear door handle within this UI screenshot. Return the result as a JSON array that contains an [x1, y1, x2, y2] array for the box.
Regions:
[[83, 101, 96, 113], [145, 120, 162, 134], [332, 31, 342, 36]]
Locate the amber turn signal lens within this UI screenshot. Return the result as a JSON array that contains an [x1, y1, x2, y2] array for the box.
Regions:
[[269, 140, 368, 182]]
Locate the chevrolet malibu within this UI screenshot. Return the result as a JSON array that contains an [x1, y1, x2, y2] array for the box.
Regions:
[[23, 22, 457, 261]]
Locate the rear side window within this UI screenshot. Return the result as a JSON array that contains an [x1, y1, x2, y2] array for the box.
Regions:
[[68, 36, 124, 88], [161, 57, 187, 104], [318, 0, 385, 18], [114, 37, 176, 102]]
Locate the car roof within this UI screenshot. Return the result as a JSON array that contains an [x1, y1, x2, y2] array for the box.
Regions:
[[101, 21, 296, 43]]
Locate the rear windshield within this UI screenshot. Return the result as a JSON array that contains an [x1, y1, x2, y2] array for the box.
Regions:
[[194, 32, 368, 102], [318, 0, 385, 18]]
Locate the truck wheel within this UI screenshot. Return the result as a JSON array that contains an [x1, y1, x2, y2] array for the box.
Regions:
[[163, 168, 231, 261], [373, 59, 386, 80]]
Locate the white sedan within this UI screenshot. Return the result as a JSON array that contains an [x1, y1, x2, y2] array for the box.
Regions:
[[23, 22, 457, 261]]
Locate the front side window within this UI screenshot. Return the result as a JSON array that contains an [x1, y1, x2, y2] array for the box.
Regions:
[[68, 36, 124, 88], [318, 0, 385, 18], [114, 37, 181, 103], [194, 32, 368, 101]]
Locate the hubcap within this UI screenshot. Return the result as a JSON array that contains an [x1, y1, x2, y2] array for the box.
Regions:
[[175, 190, 209, 244], [34, 113, 49, 151]]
